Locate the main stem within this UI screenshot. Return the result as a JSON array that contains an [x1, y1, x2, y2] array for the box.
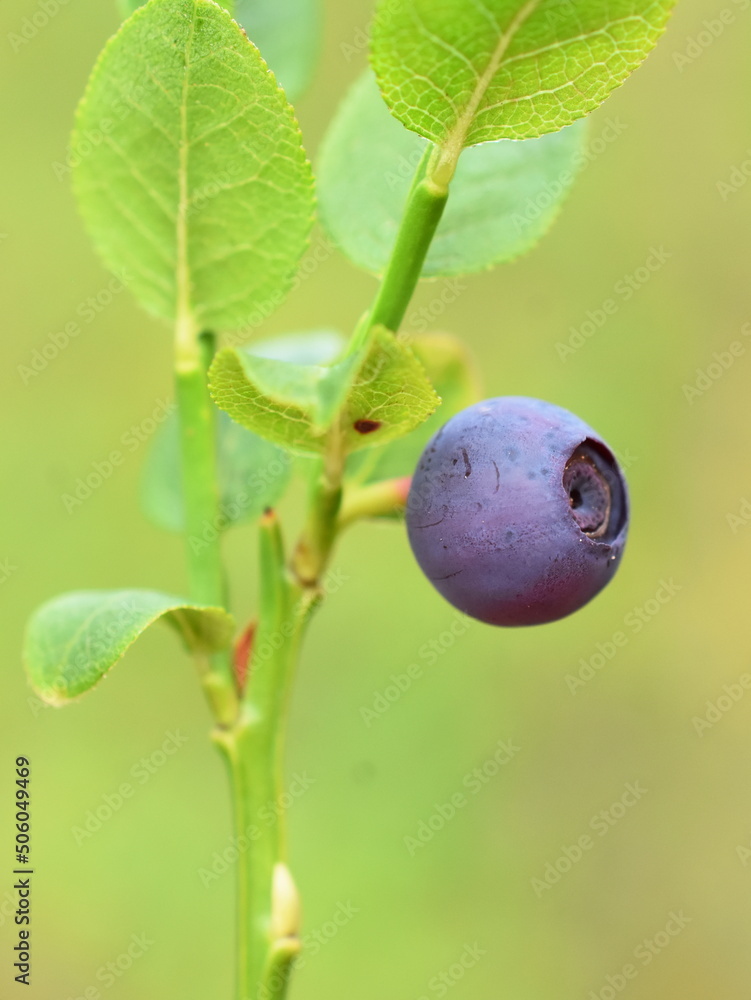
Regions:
[[175, 327, 237, 727], [216, 514, 318, 1000], [180, 142, 451, 1000]]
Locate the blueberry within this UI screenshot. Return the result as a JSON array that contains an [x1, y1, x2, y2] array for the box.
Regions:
[[406, 397, 629, 626]]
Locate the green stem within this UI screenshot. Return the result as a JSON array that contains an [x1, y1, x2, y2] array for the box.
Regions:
[[213, 146, 452, 1000], [216, 512, 318, 1000], [175, 329, 237, 726], [293, 452, 343, 585], [368, 145, 448, 334], [338, 476, 411, 530]]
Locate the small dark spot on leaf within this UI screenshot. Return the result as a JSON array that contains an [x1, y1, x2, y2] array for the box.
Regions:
[[354, 419, 381, 434]]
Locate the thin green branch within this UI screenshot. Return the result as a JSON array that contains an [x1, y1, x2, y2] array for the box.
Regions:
[[217, 512, 318, 1000], [367, 144, 449, 335], [175, 329, 237, 725]]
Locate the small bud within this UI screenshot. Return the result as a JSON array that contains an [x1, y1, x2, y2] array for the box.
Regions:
[[233, 621, 256, 694], [271, 863, 300, 942]]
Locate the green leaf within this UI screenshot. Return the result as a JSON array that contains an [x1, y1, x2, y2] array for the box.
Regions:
[[209, 326, 440, 455], [118, 0, 319, 101], [118, 0, 146, 15], [119, 0, 234, 15], [141, 408, 291, 533], [370, 0, 673, 181], [74, 0, 314, 332], [318, 71, 588, 277], [236, 0, 321, 102], [347, 332, 481, 483], [251, 329, 345, 365], [24, 590, 234, 705]]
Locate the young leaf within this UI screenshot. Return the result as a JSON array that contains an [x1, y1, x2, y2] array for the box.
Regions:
[[370, 0, 673, 181], [347, 332, 482, 483], [250, 329, 345, 366], [118, 0, 146, 15], [235, 0, 321, 102], [209, 326, 440, 455], [141, 409, 291, 533], [119, 0, 235, 14], [318, 71, 588, 277], [24, 590, 234, 705], [118, 0, 318, 101], [74, 0, 314, 332]]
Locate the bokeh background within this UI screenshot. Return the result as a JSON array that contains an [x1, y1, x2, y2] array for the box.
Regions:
[[1, 0, 750, 997]]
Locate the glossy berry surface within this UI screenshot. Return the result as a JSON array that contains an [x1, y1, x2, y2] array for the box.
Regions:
[[406, 397, 629, 626]]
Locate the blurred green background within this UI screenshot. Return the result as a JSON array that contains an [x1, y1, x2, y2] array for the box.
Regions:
[[1, 0, 750, 997]]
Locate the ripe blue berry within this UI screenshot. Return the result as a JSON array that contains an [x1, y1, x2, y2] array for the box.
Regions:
[[406, 397, 629, 626]]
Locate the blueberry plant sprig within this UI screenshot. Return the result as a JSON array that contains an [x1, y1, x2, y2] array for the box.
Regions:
[[23, 0, 674, 997]]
